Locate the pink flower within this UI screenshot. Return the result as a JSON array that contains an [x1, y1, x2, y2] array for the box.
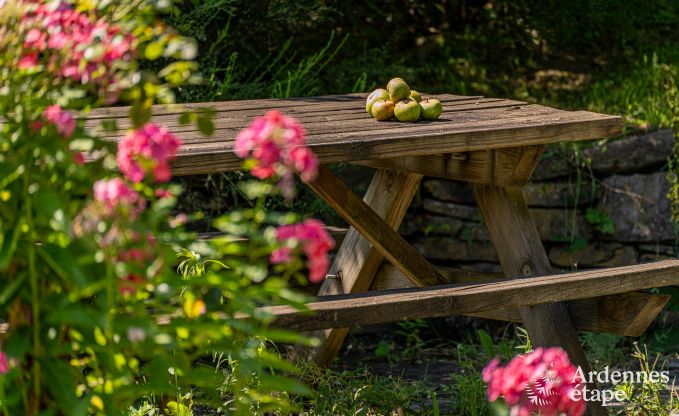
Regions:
[[270, 247, 293, 264], [482, 347, 585, 416], [24, 28, 46, 50], [93, 178, 146, 218], [73, 152, 85, 165], [169, 213, 188, 228], [18, 53, 39, 69], [18, 2, 135, 93], [290, 146, 319, 182], [155, 188, 172, 199], [234, 110, 319, 195], [117, 123, 182, 183], [43, 105, 75, 138], [0, 351, 8, 374], [271, 219, 335, 283]]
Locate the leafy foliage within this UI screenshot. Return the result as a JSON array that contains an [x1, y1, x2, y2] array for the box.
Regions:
[[0, 1, 322, 415]]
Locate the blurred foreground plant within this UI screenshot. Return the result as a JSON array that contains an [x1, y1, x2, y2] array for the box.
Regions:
[[0, 1, 330, 414]]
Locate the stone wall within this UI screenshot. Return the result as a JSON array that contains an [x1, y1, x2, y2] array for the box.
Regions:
[[396, 129, 678, 273]]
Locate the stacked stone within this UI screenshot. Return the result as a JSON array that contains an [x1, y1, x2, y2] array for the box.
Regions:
[[397, 128, 677, 272]]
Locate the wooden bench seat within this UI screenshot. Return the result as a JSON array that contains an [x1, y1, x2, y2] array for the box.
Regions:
[[252, 260, 679, 334]]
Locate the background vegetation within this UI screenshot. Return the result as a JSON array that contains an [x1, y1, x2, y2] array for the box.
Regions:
[[166, 0, 679, 127]]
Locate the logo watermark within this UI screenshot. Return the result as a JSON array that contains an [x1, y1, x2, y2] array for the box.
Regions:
[[525, 363, 671, 407]]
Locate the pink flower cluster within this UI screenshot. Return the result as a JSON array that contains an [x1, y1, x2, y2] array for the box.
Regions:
[[234, 110, 319, 195], [270, 219, 335, 283], [20, 1, 134, 88], [483, 347, 585, 416], [43, 105, 75, 138], [117, 123, 182, 183], [93, 178, 146, 218]]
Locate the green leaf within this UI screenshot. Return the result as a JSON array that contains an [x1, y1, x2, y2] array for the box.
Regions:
[[477, 329, 496, 358], [46, 304, 102, 328], [34, 189, 65, 223], [129, 100, 153, 128], [144, 41, 165, 60], [38, 245, 88, 288], [100, 119, 119, 132], [491, 400, 510, 416], [165, 401, 191, 416], [0, 271, 27, 306], [0, 221, 22, 270], [42, 358, 79, 413], [257, 374, 311, 396], [197, 113, 214, 136], [178, 111, 193, 126]]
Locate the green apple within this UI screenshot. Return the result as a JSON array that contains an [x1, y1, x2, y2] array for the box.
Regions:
[[371, 100, 395, 121], [366, 88, 390, 115], [419, 98, 442, 120], [409, 90, 422, 103], [394, 99, 420, 122], [387, 78, 410, 102]]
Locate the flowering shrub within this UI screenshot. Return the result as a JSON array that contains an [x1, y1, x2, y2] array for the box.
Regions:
[[482, 347, 586, 416], [235, 110, 319, 199], [271, 219, 335, 283], [0, 1, 330, 415], [117, 123, 182, 183]]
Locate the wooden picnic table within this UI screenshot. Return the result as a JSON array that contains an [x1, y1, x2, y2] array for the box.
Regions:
[[94, 93, 679, 415]]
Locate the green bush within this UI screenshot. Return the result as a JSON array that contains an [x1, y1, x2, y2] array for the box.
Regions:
[[166, 1, 679, 106], [0, 1, 327, 414]]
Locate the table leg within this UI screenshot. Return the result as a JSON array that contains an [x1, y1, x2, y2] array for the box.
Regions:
[[473, 184, 607, 416], [308, 167, 423, 367]]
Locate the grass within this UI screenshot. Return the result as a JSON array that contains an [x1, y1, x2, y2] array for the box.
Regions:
[[297, 367, 443, 416]]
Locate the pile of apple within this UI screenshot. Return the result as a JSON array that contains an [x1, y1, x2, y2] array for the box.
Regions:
[[365, 78, 442, 122]]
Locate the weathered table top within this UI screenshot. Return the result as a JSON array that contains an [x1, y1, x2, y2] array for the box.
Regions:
[[88, 93, 623, 176]]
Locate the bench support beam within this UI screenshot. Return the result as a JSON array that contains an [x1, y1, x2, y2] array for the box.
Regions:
[[354, 146, 544, 186], [305, 168, 429, 366], [473, 184, 607, 416]]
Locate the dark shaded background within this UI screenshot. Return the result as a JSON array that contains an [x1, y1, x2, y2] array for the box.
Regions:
[[167, 0, 678, 111]]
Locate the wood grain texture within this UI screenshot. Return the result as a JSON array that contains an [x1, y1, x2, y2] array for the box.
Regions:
[[473, 184, 606, 416], [87, 96, 511, 134], [465, 292, 669, 337], [309, 169, 423, 367], [98, 100, 539, 145], [308, 166, 448, 287], [371, 262, 502, 290], [257, 260, 679, 331], [86, 94, 622, 176], [354, 146, 545, 186], [84, 93, 479, 119], [371, 262, 670, 337]]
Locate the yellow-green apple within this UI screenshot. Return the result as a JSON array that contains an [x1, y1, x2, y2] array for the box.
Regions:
[[394, 99, 420, 122]]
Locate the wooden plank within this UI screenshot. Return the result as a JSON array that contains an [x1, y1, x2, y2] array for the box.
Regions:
[[309, 169, 422, 367], [508, 145, 545, 184], [159, 103, 562, 145], [371, 262, 668, 337], [85, 93, 483, 119], [354, 146, 545, 186], [85, 96, 510, 129], [472, 292, 671, 337], [307, 166, 448, 288], [166, 109, 621, 176], [371, 262, 501, 291], [256, 260, 679, 331], [473, 184, 606, 416], [93, 99, 533, 144]]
